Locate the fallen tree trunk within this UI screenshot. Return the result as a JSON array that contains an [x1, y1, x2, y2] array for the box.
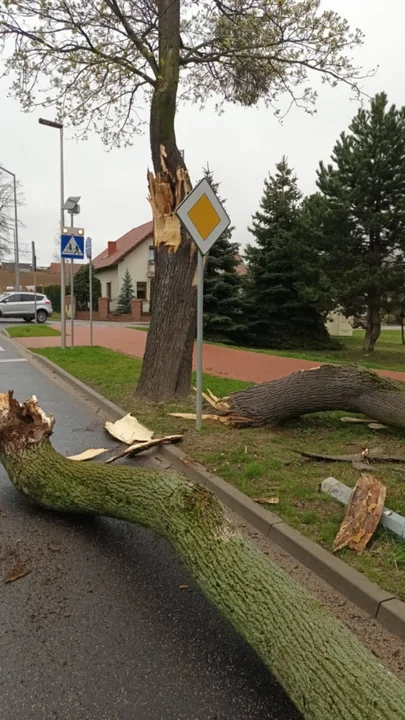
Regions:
[[2, 392, 405, 719], [199, 365, 405, 429]]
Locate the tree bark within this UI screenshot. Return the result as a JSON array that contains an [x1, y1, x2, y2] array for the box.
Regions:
[[136, 0, 197, 401], [2, 391, 405, 720], [205, 365, 405, 429], [363, 295, 381, 352]]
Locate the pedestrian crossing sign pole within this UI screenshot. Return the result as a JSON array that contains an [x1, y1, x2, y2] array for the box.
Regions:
[[176, 178, 231, 430]]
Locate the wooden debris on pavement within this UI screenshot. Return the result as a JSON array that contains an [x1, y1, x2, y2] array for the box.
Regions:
[[333, 474, 387, 554], [68, 448, 110, 461], [105, 414, 154, 444], [105, 435, 183, 464]]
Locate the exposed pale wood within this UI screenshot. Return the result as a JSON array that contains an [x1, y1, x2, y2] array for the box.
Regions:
[[333, 475, 387, 554], [105, 414, 154, 444], [321, 476, 405, 542], [105, 435, 183, 464], [68, 448, 110, 461]]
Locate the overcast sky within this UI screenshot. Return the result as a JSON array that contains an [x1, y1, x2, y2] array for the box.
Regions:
[[0, 0, 404, 266]]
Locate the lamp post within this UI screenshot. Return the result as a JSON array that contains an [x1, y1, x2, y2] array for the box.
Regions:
[[38, 117, 66, 349], [0, 165, 20, 291]]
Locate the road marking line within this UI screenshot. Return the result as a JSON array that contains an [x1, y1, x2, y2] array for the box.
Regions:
[[0, 358, 27, 363], [0, 346, 4, 351]]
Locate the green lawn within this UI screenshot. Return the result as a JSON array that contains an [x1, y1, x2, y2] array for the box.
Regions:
[[127, 327, 405, 373], [8, 325, 61, 338], [35, 345, 405, 600]]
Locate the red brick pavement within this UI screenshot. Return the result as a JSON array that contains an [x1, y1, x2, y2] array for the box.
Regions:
[[17, 325, 405, 385]]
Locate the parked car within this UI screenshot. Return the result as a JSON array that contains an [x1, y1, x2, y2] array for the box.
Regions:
[[0, 292, 53, 323]]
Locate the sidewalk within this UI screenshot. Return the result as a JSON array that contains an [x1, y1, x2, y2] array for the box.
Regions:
[[17, 324, 405, 384]]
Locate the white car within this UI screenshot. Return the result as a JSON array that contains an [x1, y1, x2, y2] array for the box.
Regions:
[[0, 291, 53, 324]]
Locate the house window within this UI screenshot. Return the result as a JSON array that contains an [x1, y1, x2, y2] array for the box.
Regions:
[[148, 246, 154, 261], [136, 282, 147, 300], [106, 282, 112, 300]]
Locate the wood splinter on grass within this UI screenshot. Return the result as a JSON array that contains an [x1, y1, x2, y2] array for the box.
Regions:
[[333, 474, 386, 554]]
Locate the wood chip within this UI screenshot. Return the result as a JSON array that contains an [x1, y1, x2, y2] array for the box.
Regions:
[[368, 423, 386, 430], [333, 475, 386, 554], [68, 448, 109, 461], [252, 497, 280, 505], [4, 565, 31, 584], [105, 414, 153, 445]]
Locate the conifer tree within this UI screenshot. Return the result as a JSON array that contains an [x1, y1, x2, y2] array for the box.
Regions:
[[203, 166, 245, 344], [244, 157, 332, 350], [317, 92, 405, 352], [116, 269, 135, 314]]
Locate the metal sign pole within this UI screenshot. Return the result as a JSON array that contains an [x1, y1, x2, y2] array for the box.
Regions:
[[196, 250, 204, 431], [69, 210, 74, 348], [32, 241, 37, 324], [60, 127, 66, 349], [89, 261, 93, 347], [71, 259, 74, 348]]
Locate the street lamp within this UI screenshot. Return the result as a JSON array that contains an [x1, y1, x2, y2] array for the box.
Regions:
[[38, 117, 66, 348], [0, 165, 20, 291]]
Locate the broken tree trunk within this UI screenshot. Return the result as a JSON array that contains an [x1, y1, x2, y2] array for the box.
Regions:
[[136, 0, 197, 402], [203, 364, 405, 429], [2, 392, 405, 720]]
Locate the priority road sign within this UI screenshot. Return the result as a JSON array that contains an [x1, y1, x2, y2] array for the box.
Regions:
[[175, 178, 230, 255], [175, 177, 231, 432], [61, 232, 85, 259]]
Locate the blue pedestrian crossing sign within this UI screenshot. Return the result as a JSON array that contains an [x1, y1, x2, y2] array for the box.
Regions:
[[61, 233, 85, 259]]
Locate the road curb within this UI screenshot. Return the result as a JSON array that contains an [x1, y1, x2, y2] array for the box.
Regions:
[[11, 338, 405, 641]]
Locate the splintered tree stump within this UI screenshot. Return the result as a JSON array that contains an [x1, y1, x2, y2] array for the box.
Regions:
[[197, 365, 405, 429], [1, 392, 405, 719]]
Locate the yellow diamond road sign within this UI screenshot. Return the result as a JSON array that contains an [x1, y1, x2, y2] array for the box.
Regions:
[[175, 178, 231, 255]]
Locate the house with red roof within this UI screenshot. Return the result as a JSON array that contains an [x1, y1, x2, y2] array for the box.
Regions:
[[92, 221, 154, 311]]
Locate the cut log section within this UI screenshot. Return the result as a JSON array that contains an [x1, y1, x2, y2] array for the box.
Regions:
[[173, 365, 405, 430], [321, 476, 405, 542], [1, 391, 405, 719], [332, 475, 387, 554]]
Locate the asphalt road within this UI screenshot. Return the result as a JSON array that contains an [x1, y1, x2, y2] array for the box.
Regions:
[[0, 335, 301, 720]]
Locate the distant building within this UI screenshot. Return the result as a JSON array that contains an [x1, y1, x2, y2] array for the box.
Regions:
[[93, 221, 154, 312]]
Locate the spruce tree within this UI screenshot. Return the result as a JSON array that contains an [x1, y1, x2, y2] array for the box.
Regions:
[[244, 157, 332, 350], [202, 166, 245, 344], [317, 92, 405, 352], [116, 268, 135, 314]]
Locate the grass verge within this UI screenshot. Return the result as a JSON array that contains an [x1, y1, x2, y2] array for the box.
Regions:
[[8, 325, 61, 338], [35, 345, 405, 600]]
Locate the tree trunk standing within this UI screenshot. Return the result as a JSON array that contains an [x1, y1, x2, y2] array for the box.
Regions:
[[136, 0, 197, 401], [363, 295, 381, 353], [2, 392, 405, 720]]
